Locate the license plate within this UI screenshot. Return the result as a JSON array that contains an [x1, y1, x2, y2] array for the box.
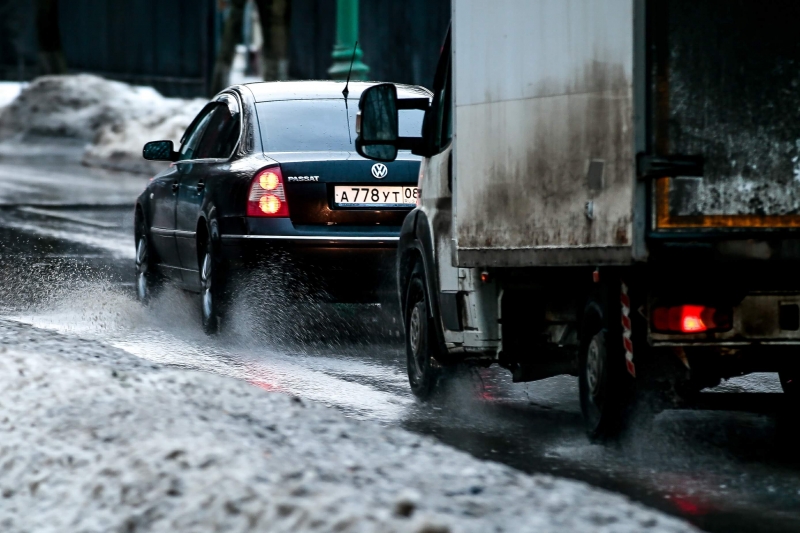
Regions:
[[334, 186, 419, 208]]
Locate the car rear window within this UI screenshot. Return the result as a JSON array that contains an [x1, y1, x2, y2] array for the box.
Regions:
[[256, 99, 424, 153]]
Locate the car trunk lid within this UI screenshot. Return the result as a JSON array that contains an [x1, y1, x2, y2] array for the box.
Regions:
[[268, 151, 420, 226]]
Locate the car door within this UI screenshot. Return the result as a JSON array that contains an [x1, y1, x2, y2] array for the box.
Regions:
[[175, 94, 242, 283], [148, 165, 182, 273], [150, 103, 216, 281]]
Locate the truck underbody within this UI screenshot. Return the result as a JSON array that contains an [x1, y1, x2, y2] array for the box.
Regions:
[[425, 253, 800, 439]]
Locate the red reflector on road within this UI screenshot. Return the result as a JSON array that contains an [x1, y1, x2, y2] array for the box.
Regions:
[[652, 305, 731, 334]]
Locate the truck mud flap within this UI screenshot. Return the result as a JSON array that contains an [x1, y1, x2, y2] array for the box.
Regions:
[[621, 282, 636, 378]]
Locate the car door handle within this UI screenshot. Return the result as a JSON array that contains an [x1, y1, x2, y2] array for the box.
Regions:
[[171, 182, 179, 192], [197, 181, 205, 191]]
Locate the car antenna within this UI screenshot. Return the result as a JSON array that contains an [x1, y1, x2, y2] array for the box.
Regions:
[[342, 41, 358, 144], [342, 40, 358, 100]]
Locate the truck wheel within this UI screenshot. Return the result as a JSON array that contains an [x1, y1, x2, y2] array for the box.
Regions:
[[405, 260, 444, 400], [579, 300, 634, 441]]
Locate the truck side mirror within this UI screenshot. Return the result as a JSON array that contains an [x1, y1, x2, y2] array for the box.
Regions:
[[355, 84, 399, 162], [143, 140, 178, 162]]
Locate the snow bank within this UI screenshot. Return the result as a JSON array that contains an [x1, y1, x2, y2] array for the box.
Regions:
[[0, 325, 697, 533], [0, 74, 205, 174], [0, 82, 24, 109]]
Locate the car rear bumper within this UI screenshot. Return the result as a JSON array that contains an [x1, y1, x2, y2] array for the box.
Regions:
[[222, 234, 398, 246], [220, 217, 400, 248], [218, 217, 401, 302], [220, 236, 397, 265]]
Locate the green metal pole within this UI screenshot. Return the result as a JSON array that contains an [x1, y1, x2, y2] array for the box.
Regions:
[[328, 0, 369, 80]]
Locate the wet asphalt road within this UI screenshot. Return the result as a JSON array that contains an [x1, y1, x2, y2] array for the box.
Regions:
[[1, 151, 800, 533]]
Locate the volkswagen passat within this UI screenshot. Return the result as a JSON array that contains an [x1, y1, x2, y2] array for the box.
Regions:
[[135, 81, 429, 332]]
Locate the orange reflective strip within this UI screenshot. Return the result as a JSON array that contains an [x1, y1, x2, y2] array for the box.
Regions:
[[655, 177, 800, 229]]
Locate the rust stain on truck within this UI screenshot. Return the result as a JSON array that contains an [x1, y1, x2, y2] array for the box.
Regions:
[[454, 0, 636, 263]]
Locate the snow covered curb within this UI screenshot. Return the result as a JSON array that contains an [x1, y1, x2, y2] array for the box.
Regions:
[[0, 75, 205, 174], [0, 325, 697, 533]]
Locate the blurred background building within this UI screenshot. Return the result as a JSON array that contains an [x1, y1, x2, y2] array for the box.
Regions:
[[0, 0, 450, 97]]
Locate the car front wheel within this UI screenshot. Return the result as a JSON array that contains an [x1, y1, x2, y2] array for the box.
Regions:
[[135, 222, 160, 304]]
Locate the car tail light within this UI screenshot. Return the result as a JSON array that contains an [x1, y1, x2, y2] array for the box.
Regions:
[[652, 305, 732, 334], [247, 166, 289, 217]]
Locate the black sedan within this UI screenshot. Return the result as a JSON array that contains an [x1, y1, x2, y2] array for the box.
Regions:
[[135, 81, 429, 332]]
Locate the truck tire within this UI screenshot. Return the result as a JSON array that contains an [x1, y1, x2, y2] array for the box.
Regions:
[[404, 260, 444, 400], [579, 298, 635, 441]]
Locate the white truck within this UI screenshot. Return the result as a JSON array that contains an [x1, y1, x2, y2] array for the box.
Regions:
[[356, 0, 800, 439]]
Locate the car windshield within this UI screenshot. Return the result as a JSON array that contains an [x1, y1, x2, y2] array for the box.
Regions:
[[256, 98, 425, 153]]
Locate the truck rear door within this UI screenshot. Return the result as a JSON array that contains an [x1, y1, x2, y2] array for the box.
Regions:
[[651, 0, 800, 232]]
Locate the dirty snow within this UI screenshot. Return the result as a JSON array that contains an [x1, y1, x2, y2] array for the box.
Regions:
[[0, 75, 205, 174], [0, 321, 697, 533]]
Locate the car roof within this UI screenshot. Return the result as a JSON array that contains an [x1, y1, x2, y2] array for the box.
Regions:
[[243, 80, 431, 103]]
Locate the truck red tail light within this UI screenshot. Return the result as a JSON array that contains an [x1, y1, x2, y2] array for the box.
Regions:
[[247, 166, 289, 217], [652, 305, 732, 334]]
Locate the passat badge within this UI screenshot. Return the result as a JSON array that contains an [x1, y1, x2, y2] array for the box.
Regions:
[[287, 176, 319, 182], [371, 163, 388, 179]]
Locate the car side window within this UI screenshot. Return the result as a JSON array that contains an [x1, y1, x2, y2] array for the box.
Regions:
[[194, 95, 241, 160], [179, 106, 216, 161]]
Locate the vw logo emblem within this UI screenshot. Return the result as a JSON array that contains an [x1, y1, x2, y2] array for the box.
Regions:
[[371, 163, 388, 179]]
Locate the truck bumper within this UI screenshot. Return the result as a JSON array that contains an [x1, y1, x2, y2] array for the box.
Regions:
[[651, 293, 800, 347]]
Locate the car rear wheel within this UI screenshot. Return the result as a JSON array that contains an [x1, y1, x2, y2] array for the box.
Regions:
[[405, 260, 445, 400], [200, 233, 225, 335]]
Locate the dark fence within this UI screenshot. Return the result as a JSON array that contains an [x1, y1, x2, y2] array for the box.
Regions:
[[289, 0, 450, 90], [0, 0, 449, 97], [59, 0, 218, 97], [0, 0, 37, 82], [0, 0, 217, 97]]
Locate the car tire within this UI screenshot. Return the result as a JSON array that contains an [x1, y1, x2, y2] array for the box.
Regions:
[[199, 232, 225, 335], [135, 220, 160, 304], [404, 260, 445, 400], [578, 297, 635, 441]]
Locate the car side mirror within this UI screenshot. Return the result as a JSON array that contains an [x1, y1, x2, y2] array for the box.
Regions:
[[355, 84, 399, 162], [143, 140, 178, 162]]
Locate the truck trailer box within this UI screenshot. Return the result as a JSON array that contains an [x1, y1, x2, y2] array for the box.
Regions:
[[453, 0, 800, 267]]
